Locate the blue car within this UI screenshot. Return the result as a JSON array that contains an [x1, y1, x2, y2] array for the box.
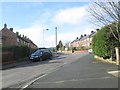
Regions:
[[29, 49, 53, 62]]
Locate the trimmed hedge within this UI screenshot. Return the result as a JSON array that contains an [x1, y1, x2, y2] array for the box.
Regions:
[[92, 22, 120, 59], [2, 45, 37, 63]]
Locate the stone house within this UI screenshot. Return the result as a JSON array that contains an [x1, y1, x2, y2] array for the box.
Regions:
[[0, 24, 38, 49]]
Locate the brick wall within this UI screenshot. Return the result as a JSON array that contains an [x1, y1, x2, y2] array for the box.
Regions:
[[1, 28, 17, 46]]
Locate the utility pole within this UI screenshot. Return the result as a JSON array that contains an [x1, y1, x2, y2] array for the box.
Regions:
[[55, 27, 57, 52]]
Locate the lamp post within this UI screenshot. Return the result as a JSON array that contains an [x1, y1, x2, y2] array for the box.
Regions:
[[43, 29, 49, 47]]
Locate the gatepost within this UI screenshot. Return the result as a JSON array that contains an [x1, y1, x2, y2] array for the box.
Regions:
[[115, 47, 120, 65]]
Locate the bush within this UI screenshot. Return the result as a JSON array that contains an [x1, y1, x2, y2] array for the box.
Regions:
[[92, 23, 120, 59], [2, 45, 35, 63]]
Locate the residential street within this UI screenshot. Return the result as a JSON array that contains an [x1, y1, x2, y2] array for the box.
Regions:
[[2, 52, 119, 89], [26, 53, 119, 88], [1, 1, 120, 90], [2, 52, 88, 88]]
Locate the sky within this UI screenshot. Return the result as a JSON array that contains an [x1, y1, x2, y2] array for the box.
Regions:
[[1, 1, 99, 48]]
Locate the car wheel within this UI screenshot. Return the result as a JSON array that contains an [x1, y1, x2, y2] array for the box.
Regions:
[[39, 57, 42, 61], [49, 56, 52, 60]]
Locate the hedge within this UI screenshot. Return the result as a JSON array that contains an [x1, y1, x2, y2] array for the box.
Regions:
[[2, 45, 37, 63], [92, 22, 120, 59]]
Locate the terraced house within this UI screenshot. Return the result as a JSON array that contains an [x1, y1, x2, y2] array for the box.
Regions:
[[71, 30, 97, 49], [0, 24, 38, 49]]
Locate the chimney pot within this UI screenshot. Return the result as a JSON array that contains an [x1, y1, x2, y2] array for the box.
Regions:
[[84, 34, 86, 36], [91, 31, 94, 34], [16, 32, 19, 36], [4, 24, 7, 28], [10, 28, 13, 32], [96, 29, 99, 31]]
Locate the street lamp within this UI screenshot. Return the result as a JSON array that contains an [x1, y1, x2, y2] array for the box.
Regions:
[[43, 29, 49, 47], [42, 27, 57, 52]]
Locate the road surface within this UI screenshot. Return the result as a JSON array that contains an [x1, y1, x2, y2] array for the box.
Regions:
[[26, 54, 119, 88], [2, 52, 88, 89]]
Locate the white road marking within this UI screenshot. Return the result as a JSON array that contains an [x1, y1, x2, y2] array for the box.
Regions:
[[108, 70, 120, 74], [55, 81, 65, 83], [21, 73, 47, 90], [108, 70, 120, 77], [54, 76, 111, 83]]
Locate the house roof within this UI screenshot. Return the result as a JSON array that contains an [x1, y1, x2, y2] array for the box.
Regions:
[[1, 24, 38, 47], [71, 31, 97, 44], [89, 32, 96, 37]]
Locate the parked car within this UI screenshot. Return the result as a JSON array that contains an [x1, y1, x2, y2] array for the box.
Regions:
[[29, 49, 53, 62], [88, 49, 93, 54]]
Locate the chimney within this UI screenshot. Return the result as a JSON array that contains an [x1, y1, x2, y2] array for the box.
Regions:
[[10, 28, 13, 32], [76, 37, 78, 40], [23, 35, 24, 38], [84, 34, 86, 36], [25, 36, 27, 39], [16, 32, 19, 36], [91, 31, 94, 34], [80, 35, 83, 38], [4, 24, 7, 28], [96, 29, 99, 31]]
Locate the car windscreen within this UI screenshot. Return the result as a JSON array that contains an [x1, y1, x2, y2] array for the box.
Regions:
[[33, 50, 43, 55]]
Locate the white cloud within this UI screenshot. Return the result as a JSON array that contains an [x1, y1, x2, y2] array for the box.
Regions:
[[44, 32, 80, 47], [44, 27, 94, 47], [52, 6, 87, 25], [13, 4, 96, 48], [15, 26, 44, 47], [14, 24, 95, 48]]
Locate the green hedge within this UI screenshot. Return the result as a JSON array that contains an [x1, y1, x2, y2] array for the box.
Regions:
[[92, 22, 120, 59], [2, 45, 37, 63]]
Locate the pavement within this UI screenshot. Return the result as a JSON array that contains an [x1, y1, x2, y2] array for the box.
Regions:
[[1, 52, 61, 70]]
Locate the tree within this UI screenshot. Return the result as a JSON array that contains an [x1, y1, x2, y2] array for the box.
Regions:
[[65, 41, 71, 50], [57, 40, 63, 51], [88, 1, 120, 43]]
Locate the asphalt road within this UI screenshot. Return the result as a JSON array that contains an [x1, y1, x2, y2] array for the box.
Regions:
[[26, 54, 119, 88], [2, 52, 88, 89]]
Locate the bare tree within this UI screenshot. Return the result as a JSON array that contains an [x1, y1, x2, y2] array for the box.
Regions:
[[88, 1, 120, 42]]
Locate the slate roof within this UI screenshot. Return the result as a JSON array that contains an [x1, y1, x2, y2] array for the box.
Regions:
[[71, 31, 97, 43]]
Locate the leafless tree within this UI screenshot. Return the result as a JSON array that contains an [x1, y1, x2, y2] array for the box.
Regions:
[[88, 1, 120, 42]]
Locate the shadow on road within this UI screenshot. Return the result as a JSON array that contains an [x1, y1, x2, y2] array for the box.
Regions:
[[2, 52, 70, 70]]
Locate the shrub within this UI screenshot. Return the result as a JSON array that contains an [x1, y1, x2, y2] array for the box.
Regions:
[[2, 45, 35, 63], [92, 23, 120, 59]]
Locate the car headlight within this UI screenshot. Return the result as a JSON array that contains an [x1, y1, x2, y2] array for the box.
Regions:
[[34, 56, 39, 58]]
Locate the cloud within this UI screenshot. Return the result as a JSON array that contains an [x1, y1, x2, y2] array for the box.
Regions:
[[15, 26, 44, 47], [44, 32, 80, 47], [13, 4, 96, 48], [44, 27, 94, 47], [52, 6, 87, 25]]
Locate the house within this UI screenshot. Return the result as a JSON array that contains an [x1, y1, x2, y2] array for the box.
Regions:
[[0, 24, 38, 49], [70, 30, 97, 49]]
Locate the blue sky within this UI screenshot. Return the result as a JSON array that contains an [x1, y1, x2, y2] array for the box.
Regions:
[[1, 1, 98, 47]]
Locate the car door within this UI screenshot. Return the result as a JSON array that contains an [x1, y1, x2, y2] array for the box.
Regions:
[[42, 50, 49, 60]]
